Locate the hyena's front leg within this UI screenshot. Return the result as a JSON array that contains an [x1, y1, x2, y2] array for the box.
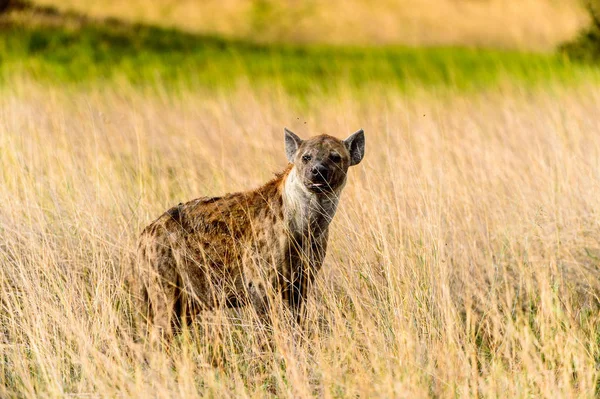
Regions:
[[288, 235, 327, 326], [289, 265, 318, 326]]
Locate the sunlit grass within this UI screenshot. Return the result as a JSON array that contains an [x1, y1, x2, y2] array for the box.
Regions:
[[1, 79, 599, 397]]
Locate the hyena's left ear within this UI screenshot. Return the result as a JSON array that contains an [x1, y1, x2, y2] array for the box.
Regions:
[[284, 128, 303, 163], [344, 129, 365, 166]]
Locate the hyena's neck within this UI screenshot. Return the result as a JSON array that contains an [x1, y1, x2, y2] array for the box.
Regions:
[[281, 165, 343, 238]]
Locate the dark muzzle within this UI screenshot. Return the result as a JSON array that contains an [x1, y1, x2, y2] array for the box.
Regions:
[[310, 164, 329, 182]]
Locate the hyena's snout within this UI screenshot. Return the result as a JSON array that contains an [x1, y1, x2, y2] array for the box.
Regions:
[[310, 163, 330, 182]]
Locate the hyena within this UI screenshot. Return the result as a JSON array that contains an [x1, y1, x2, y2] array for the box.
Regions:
[[131, 128, 365, 336]]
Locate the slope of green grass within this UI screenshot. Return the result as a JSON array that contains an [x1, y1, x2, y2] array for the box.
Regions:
[[1, 12, 598, 94]]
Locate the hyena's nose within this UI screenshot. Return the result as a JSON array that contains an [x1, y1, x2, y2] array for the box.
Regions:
[[311, 164, 329, 179]]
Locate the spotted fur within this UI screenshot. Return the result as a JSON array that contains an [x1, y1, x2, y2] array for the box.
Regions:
[[129, 129, 365, 336]]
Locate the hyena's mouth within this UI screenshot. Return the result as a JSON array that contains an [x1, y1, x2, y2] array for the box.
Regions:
[[306, 181, 334, 193]]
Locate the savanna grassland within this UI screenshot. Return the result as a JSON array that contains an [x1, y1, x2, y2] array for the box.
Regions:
[[29, 0, 588, 49], [2, 1, 600, 398]]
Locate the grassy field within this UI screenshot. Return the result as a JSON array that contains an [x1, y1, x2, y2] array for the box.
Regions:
[[31, 0, 586, 49], [2, 80, 600, 398], [2, 2, 600, 398], [2, 8, 599, 95]]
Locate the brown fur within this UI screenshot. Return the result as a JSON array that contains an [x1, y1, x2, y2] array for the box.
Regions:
[[130, 131, 365, 336]]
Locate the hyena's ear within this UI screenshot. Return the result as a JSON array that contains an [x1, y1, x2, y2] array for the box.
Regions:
[[344, 129, 365, 166], [284, 128, 303, 163]]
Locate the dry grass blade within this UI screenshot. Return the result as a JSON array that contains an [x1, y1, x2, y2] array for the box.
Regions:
[[0, 81, 599, 397]]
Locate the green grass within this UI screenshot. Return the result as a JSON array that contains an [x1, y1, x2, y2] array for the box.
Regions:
[[1, 15, 598, 94]]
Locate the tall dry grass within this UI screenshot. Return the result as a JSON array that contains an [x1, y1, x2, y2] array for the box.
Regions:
[[31, 0, 587, 50], [1, 80, 600, 397]]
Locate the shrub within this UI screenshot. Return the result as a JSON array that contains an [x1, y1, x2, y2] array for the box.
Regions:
[[560, 1, 600, 62]]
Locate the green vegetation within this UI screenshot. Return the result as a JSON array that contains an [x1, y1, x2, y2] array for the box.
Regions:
[[1, 14, 598, 94], [560, 1, 600, 62]]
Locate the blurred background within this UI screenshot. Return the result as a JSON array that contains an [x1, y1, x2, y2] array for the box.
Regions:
[[0, 0, 599, 90], [0, 0, 590, 48]]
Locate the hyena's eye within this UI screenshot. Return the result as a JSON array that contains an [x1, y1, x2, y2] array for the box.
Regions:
[[302, 154, 312, 163], [330, 153, 341, 162]]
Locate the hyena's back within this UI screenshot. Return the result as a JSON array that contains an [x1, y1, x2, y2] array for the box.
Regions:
[[132, 178, 286, 333]]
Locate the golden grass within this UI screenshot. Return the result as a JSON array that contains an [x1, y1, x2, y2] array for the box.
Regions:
[[31, 0, 588, 50], [1, 80, 600, 397]]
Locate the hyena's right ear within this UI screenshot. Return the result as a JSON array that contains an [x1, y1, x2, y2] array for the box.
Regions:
[[284, 128, 303, 163]]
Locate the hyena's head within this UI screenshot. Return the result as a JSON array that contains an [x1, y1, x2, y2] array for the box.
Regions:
[[284, 128, 365, 194]]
